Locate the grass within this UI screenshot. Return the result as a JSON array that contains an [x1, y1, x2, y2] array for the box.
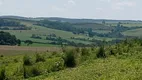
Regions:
[[0, 45, 61, 56], [40, 57, 142, 80], [2, 21, 93, 46], [1, 39, 142, 80], [28, 39, 142, 80], [106, 23, 142, 27], [73, 23, 112, 30], [93, 30, 111, 34], [123, 28, 142, 37]]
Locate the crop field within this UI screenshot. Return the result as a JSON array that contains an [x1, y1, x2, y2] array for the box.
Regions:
[[106, 23, 142, 27], [73, 23, 111, 30], [2, 21, 93, 46], [123, 28, 142, 37], [0, 46, 61, 56]]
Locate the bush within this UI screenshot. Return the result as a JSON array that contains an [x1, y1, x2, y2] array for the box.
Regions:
[[35, 54, 45, 63], [23, 55, 33, 66], [51, 58, 65, 71], [110, 49, 116, 56], [32, 66, 41, 76], [96, 46, 106, 58], [14, 59, 18, 63], [0, 67, 6, 80], [81, 48, 90, 56], [24, 66, 40, 78], [23, 66, 33, 78], [0, 55, 4, 57], [63, 49, 78, 67]]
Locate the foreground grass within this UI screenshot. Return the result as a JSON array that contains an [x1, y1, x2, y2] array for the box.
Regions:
[[30, 57, 142, 80], [1, 39, 142, 80]]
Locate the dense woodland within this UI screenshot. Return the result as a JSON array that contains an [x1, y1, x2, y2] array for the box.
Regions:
[[0, 31, 21, 45]]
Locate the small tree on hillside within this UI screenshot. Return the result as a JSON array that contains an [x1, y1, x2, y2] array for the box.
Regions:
[[24, 40, 33, 46], [96, 46, 106, 58]]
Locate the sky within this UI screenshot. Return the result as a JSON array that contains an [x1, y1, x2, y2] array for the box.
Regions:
[[0, 0, 141, 20]]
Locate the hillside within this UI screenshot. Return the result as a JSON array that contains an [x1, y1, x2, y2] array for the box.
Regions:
[[0, 39, 139, 80], [1, 16, 142, 80], [27, 39, 142, 80], [46, 17, 142, 23], [0, 16, 142, 47]]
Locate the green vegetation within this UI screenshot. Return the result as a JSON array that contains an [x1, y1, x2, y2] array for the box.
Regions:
[[0, 38, 142, 79], [0, 31, 21, 45], [2, 16, 142, 80], [29, 39, 142, 80], [1, 17, 142, 47]]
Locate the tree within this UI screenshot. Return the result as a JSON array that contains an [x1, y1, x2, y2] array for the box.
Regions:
[[0, 31, 21, 45], [96, 46, 106, 58], [24, 40, 33, 46], [102, 20, 105, 24], [17, 39, 21, 46]]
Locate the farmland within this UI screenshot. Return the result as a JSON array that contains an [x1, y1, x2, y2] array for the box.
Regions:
[[1, 17, 142, 80], [1, 17, 142, 47]]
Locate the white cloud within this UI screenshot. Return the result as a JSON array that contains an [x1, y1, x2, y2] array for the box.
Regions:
[[51, 6, 65, 12], [63, 0, 76, 10], [110, 0, 136, 11], [96, 8, 103, 12], [100, 0, 111, 3], [116, 1, 136, 7], [0, 0, 3, 5], [68, 0, 76, 5], [50, 0, 76, 13]]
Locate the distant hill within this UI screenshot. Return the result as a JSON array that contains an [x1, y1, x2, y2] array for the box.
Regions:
[[0, 16, 29, 19], [46, 17, 142, 23], [0, 15, 142, 47], [1, 16, 141, 23]]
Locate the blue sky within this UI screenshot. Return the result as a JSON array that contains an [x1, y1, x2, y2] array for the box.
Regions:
[[0, 0, 141, 20]]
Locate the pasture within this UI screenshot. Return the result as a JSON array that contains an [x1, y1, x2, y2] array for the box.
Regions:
[[0, 46, 61, 56], [123, 28, 142, 37], [2, 21, 93, 46]]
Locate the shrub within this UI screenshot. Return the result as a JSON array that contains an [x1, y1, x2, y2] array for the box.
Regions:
[[24, 66, 40, 78], [35, 54, 45, 63], [81, 48, 90, 56], [110, 49, 116, 56], [51, 58, 65, 72], [0, 67, 6, 80], [96, 46, 106, 58], [0, 55, 4, 57], [23, 66, 32, 78], [23, 55, 33, 65], [14, 59, 18, 63], [63, 49, 77, 67], [32, 66, 41, 76]]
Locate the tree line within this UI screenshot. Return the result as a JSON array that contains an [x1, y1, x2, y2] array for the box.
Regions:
[[0, 31, 21, 45]]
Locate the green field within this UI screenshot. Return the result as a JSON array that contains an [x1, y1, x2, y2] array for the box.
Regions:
[[123, 28, 142, 37], [2, 20, 93, 46], [0, 39, 140, 80], [106, 23, 142, 27], [2, 17, 142, 80], [43, 57, 142, 80], [2, 18, 142, 47]]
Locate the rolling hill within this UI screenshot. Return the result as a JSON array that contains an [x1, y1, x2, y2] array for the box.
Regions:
[[1, 16, 142, 47]]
